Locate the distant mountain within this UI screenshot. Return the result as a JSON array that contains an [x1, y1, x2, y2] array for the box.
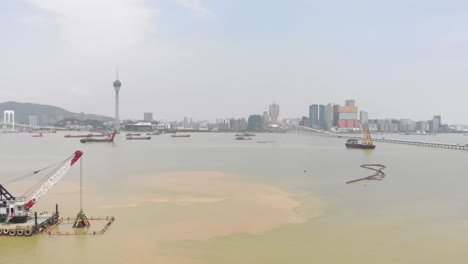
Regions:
[[0, 101, 113, 125]]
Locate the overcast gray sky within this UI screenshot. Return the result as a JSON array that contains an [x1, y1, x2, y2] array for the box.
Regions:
[[1, 0, 467, 124]]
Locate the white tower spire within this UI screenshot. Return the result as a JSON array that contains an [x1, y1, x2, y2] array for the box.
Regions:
[[113, 68, 122, 132]]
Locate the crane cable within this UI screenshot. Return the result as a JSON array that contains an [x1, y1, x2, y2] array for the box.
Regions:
[[1, 157, 70, 185], [1, 154, 75, 200]]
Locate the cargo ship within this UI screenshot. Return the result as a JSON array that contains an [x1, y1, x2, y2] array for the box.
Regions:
[[236, 133, 256, 137], [345, 128, 376, 149], [65, 133, 106, 138], [236, 136, 252, 140], [126, 136, 151, 140], [171, 134, 190, 138], [80, 131, 116, 143]]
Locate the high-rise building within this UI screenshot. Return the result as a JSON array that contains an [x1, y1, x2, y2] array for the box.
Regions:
[[333, 105, 340, 127], [300, 116, 310, 127], [433, 115, 442, 126], [309, 104, 326, 129], [262, 109, 270, 129], [337, 100, 358, 129], [269, 103, 280, 124], [431, 116, 440, 132], [416, 121, 430, 132], [248, 115, 262, 131], [309, 105, 319, 128], [319, 105, 326, 129], [345, 99, 355, 107], [113, 69, 122, 132], [324, 104, 334, 130], [29, 116, 38, 128], [143, 112, 153, 122], [360, 111, 368, 125]]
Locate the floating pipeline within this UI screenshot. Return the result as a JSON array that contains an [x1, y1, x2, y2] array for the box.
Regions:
[[346, 164, 386, 184], [0, 215, 115, 237]]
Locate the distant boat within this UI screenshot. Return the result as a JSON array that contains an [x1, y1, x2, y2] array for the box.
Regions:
[[235, 133, 255, 137], [345, 128, 376, 149], [32, 133, 43, 137], [172, 134, 190, 138], [126, 136, 151, 140], [126, 133, 141, 136], [36, 130, 56, 133], [146, 132, 160, 135], [236, 136, 251, 140]]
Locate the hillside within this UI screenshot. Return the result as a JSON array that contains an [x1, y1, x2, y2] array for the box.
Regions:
[[0, 101, 113, 125]]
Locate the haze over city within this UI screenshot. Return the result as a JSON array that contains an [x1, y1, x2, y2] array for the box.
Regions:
[[1, 0, 467, 123]]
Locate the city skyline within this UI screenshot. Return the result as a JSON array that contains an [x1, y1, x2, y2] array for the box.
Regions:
[[1, 1, 468, 124]]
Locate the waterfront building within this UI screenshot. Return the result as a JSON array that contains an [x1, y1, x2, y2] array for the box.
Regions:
[[269, 103, 280, 124], [337, 99, 358, 129], [248, 115, 263, 131], [324, 104, 334, 130], [318, 105, 326, 129], [360, 111, 368, 125], [345, 99, 355, 107], [125, 122, 153, 132], [230, 118, 248, 131], [433, 115, 442, 126], [416, 121, 430, 132], [29, 115, 38, 128], [432, 115, 441, 131], [143, 112, 153, 122], [333, 105, 340, 127], [262, 109, 270, 129], [300, 116, 310, 127], [309, 104, 319, 128]]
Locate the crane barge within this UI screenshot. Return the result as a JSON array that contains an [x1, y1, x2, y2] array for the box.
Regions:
[[0, 151, 83, 236]]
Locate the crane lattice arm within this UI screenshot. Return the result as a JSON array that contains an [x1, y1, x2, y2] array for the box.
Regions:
[[25, 150, 83, 210]]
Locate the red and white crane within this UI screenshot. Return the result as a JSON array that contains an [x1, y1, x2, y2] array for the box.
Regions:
[[0, 150, 83, 223]]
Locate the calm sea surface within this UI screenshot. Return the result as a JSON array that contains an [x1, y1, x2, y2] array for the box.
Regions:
[[0, 132, 467, 264]]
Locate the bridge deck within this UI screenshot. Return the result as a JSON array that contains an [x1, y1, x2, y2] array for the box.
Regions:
[[297, 126, 468, 151]]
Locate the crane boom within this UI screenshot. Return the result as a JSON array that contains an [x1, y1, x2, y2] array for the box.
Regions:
[[25, 150, 83, 210]]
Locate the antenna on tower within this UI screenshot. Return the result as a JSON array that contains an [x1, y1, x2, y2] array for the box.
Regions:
[[116, 67, 119, 80]]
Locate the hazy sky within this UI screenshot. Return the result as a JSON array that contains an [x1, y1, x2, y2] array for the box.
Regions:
[[1, 0, 467, 124]]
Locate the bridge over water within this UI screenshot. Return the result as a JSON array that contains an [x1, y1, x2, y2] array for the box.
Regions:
[[0, 122, 64, 131], [297, 126, 468, 151]]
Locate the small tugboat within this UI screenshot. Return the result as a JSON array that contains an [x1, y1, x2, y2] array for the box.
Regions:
[[171, 134, 190, 138], [32, 133, 43, 137], [126, 136, 151, 140], [345, 128, 375, 149], [80, 131, 116, 143]]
